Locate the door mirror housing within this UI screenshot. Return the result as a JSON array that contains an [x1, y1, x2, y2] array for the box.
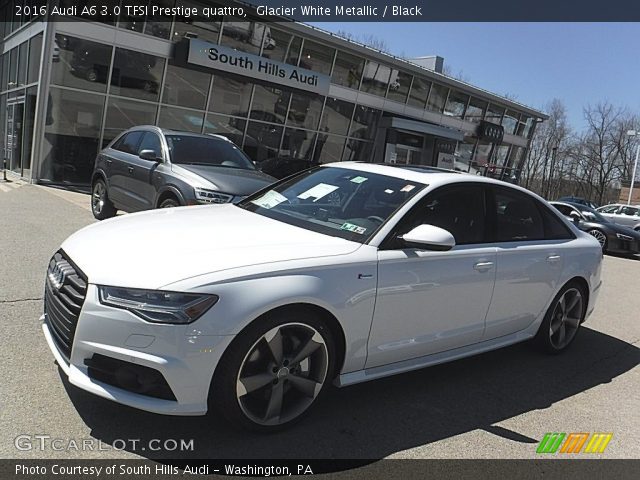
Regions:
[[399, 224, 456, 251], [139, 149, 160, 162]]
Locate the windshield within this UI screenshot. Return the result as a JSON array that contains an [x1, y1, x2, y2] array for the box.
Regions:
[[238, 166, 426, 243], [166, 135, 255, 170], [576, 204, 609, 223]]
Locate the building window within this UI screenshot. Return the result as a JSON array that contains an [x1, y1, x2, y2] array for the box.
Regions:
[[1, 53, 8, 91], [464, 97, 487, 123], [103, 97, 157, 145], [444, 90, 469, 118], [172, 0, 221, 43], [143, 0, 174, 39], [407, 77, 430, 109], [343, 139, 373, 162], [162, 63, 210, 110], [332, 50, 364, 89], [17, 41, 28, 88], [285, 90, 323, 130], [109, 48, 164, 102], [502, 110, 519, 135], [426, 83, 448, 113], [203, 113, 246, 147], [241, 120, 284, 162], [208, 74, 253, 117], [349, 105, 381, 140], [387, 70, 412, 104], [51, 35, 112, 94], [516, 114, 534, 138], [158, 105, 205, 132], [221, 19, 264, 55], [281, 127, 315, 159], [40, 88, 105, 183], [486, 104, 505, 124], [299, 39, 335, 76], [454, 140, 475, 173], [261, 27, 301, 65], [315, 134, 346, 164], [27, 34, 42, 85], [251, 84, 289, 124], [361, 60, 390, 97], [321, 98, 354, 136]]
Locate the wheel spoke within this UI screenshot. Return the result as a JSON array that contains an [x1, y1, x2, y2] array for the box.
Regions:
[[550, 315, 562, 335], [566, 293, 580, 315], [264, 328, 284, 363], [237, 373, 274, 396], [565, 315, 581, 328], [288, 374, 321, 398], [558, 295, 567, 316], [557, 323, 566, 346], [263, 382, 284, 422], [291, 333, 322, 364]]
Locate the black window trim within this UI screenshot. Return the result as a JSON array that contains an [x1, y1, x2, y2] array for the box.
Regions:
[[112, 130, 145, 155]]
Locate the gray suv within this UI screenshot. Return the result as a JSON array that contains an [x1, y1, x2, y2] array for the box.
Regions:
[[91, 126, 275, 220]]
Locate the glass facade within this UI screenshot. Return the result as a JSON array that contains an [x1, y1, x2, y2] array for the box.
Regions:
[[1, 9, 541, 186]]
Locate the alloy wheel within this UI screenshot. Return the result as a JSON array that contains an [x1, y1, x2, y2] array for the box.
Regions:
[[588, 229, 607, 249], [549, 288, 583, 350], [236, 323, 329, 427], [92, 182, 105, 215]]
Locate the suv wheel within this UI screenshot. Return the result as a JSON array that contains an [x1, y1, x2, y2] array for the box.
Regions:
[[159, 197, 180, 208], [91, 179, 117, 220], [212, 309, 336, 432]]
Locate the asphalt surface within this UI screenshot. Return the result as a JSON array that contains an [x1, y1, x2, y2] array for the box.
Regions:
[[0, 182, 638, 462]]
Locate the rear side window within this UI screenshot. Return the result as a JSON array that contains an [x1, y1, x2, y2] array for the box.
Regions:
[[599, 205, 619, 214], [620, 206, 640, 216], [493, 188, 544, 241], [539, 204, 574, 240], [113, 131, 144, 154]]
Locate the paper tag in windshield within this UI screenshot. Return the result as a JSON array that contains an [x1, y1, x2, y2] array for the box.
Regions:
[[341, 223, 367, 234], [350, 176, 368, 184], [297, 183, 339, 202], [251, 190, 287, 209], [400, 184, 416, 192]]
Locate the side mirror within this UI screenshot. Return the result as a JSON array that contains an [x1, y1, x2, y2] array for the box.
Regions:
[[399, 224, 456, 251], [569, 211, 581, 224], [139, 149, 160, 162]]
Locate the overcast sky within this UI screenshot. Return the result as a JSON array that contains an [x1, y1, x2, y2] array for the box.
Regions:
[[312, 22, 640, 131]]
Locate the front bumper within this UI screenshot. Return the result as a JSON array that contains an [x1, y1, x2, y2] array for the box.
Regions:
[[42, 284, 235, 416]]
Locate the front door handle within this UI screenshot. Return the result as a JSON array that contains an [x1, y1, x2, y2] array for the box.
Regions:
[[473, 261, 494, 272], [128, 166, 134, 174], [105, 159, 112, 165]]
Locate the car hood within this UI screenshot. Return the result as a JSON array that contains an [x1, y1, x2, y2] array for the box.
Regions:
[[61, 205, 361, 289], [583, 220, 640, 237], [172, 164, 275, 196]]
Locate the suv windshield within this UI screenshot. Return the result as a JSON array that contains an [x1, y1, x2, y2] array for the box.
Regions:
[[238, 166, 426, 243], [166, 135, 255, 170], [574, 204, 609, 223]]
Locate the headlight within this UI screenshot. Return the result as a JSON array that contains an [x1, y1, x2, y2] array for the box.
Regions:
[[616, 233, 634, 242], [194, 187, 233, 204], [98, 286, 218, 324]]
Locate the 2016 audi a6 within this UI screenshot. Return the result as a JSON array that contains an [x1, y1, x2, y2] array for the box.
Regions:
[[42, 163, 603, 431]]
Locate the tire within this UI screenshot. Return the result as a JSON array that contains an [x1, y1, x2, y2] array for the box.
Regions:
[[211, 308, 336, 432], [91, 179, 117, 220], [587, 229, 608, 252], [534, 281, 587, 354], [159, 197, 180, 208], [86, 69, 98, 82]]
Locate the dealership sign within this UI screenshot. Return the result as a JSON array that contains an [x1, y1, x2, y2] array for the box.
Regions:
[[187, 39, 330, 95]]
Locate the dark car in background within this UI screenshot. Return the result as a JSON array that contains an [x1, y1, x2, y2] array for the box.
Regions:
[[557, 196, 599, 209], [91, 126, 275, 220], [550, 201, 640, 255]]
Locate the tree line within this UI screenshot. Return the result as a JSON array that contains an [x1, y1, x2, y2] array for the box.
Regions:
[[520, 100, 639, 205]]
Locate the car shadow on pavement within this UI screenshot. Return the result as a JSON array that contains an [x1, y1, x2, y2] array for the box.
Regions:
[[60, 327, 639, 461]]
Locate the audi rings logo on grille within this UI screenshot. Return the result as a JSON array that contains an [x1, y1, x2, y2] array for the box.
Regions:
[[48, 263, 66, 290]]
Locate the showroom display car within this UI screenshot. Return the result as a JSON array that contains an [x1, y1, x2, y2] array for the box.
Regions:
[[90, 126, 275, 219], [44, 163, 603, 431], [550, 201, 640, 255]]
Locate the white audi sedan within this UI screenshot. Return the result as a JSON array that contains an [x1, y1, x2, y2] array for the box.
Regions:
[[42, 163, 603, 431]]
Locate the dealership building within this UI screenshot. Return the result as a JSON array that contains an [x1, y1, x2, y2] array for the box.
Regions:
[[1, 1, 547, 187]]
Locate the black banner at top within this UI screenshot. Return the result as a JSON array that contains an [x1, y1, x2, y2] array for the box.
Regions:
[[5, 0, 640, 23]]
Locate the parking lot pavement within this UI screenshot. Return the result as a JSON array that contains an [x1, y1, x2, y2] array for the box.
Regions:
[[1, 185, 638, 461]]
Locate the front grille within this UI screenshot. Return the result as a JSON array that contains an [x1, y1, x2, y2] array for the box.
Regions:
[[44, 251, 88, 363]]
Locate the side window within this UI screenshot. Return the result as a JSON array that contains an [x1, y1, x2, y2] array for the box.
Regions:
[[114, 131, 144, 154], [620, 206, 639, 216], [600, 205, 619, 214], [137, 132, 163, 159], [552, 204, 573, 217], [539, 205, 574, 240], [493, 188, 544, 241], [392, 185, 487, 246]]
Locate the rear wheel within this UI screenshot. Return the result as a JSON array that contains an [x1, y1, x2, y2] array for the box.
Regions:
[[587, 229, 607, 251], [212, 309, 336, 432], [534, 282, 587, 353], [86, 69, 98, 82], [159, 197, 180, 208], [91, 179, 117, 220]]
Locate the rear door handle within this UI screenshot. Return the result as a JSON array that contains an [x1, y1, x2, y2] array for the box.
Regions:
[[473, 261, 494, 272], [128, 166, 134, 174], [547, 254, 561, 264], [105, 159, 112, 165]]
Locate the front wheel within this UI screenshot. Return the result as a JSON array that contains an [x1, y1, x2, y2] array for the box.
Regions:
[[534, 282, 587, 353], [587, 229, 607, 251], [159, 197, 180, 208], [91, 179, 117, 220], [211, 310, 336, 432]]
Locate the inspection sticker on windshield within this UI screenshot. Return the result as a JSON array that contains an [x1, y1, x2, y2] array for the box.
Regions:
[[341, 223, 367, 234], [251, 190, 287, 209], [298, 183, 339, 202], [400, 184, 416, 192], [350, 176, 368, 184]]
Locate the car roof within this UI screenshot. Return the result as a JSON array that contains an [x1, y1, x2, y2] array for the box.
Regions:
[[126, 125, 231, 141]]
